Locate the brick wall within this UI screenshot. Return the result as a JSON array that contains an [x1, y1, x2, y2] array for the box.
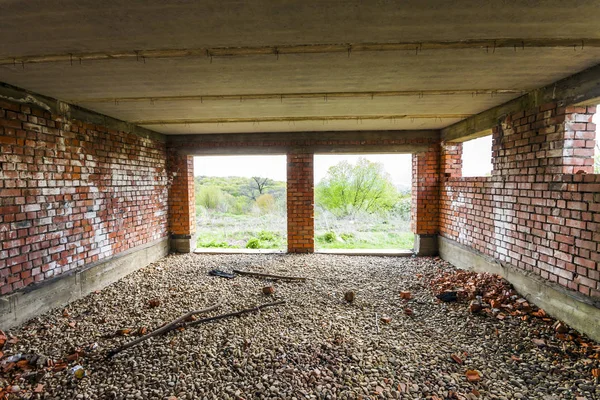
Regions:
[[169, 132, 441, 252], [412, 144, 441, 235], [0, 99, 168, 295], [287, 152, 314, 253], [167, 152, 196, 237], [440, 104, 600, 298]]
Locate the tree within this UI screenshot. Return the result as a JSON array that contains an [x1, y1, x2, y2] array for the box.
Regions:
[[243, 176, 274, 200], [315, 158, 399, 217], [197, 186, 224, 210]]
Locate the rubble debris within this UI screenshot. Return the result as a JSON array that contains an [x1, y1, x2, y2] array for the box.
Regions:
[[451, 354, 463, 364], [148, 298, 161, 308], [208, 269, 236, 279], [403, 307, 413, 316], [344, 291, 355, 303], [185, 301, 286, 328], [436, 291, 458, 302], [400, 291, 411, 300], [380, 316, 392, 324], [262, 286, 275, 295], [107, 303, 220, 358], [465, 369, 481, 382], [232, 269, 306, 281]]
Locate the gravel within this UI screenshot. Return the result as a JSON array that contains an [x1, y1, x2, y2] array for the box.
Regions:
[[2, 253, 599, 399]]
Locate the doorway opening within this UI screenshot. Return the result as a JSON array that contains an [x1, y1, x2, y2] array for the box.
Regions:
[[193, 155, 287, 250], [314, 154, 413, 250]]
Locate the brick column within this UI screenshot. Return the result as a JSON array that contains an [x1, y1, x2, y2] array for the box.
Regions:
[[167, 151, 196, 252], [287, 152, 314, 253], [411, 144, 441, 255]]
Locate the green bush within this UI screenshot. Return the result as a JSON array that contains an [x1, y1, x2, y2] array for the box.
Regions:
[[318, 231, 337, 243], [246, 238, 261, 249], [197, 186, 224, 210], [340, 232, 355, 242], [258, 230, 276, 241], [197, 240, 230, 248]]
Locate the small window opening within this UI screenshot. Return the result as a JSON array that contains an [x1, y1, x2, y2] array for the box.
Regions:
[[461, 135, 493, 177]]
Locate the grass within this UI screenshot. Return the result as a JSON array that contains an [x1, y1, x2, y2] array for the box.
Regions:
[[196, 211, 287, 250], [195, 207, 414, 251], [315, 230, 414, 250]]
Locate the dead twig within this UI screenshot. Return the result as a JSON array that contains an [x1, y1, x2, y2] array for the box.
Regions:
[[232, 270, 306, 282], [106, 303, 220, 358], [185, 301, 286, 328]]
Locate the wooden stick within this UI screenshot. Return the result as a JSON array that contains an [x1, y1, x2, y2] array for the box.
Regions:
[[106, 303, 220, 358], [232, 270, 306, 282], [185, 301, 286, 328]]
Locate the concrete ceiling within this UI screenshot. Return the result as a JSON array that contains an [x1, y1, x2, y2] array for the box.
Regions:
[[1, 0, 599, 135]]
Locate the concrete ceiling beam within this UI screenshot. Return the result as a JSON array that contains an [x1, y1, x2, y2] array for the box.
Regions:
[[132, 114, 473, 126], [442, 62, 600, 142], [66, 89, 525, 104], [2, 38, 599, 66]]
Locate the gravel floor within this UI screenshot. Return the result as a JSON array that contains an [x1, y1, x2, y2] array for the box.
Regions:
[[3, 254, 599, 400]]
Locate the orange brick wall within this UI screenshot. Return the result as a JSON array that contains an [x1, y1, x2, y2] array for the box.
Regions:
[[287, 152, 314, 253], [440, 104, 600, 298], [167, 152, 196, 237], [411, 143, 441, 235], [0, 99, 168, 295]]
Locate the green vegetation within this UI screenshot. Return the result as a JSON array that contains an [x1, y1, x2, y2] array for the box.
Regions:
[[315, 158, 398, 217], [314, 157, 413, 250], [194, 156, 413, 251], [195, 175, 287, 250]]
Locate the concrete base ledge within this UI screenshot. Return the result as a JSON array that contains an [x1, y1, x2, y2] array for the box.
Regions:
[[0, 237, 169, 330], [439, 236, 600, 342], [316, 249, 413, 257]]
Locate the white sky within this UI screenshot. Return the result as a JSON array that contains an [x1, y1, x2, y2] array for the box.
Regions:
[[194, 154, 413, 185], [194, 112, 598, 183]]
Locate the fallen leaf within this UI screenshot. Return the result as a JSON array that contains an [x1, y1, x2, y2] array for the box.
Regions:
[[403, 308, 413, 316], [400, 291, 411, 300], [380, 316, 392, 324], [344, 291, 355, 302], [116, 328, 132, 336], [148, 299, 161, 308], [592, 368, 600, 378], [263, 286, 275, 295], [62, 309, 70, 317]]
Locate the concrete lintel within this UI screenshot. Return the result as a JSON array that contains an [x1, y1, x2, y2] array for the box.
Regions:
[[0, 82, 165, 143], [442, 63, 600, 142], [414, 234, 438, 256], [0, 238, 169, 330], [439, 236, 600, 342], [168, 130, 440, 155]]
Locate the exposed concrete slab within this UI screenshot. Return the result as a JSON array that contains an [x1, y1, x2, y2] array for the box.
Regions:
[[0, 238, 169, 330], [316, 249, 413, 257], [170, 234, 196, 253], [194, 248, 285, 255], [414, 234, 438, 256], [439, 236, 600, 343]]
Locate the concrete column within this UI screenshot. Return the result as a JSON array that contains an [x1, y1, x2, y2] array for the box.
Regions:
[[167, 151, 196, 253], [287, 152, 314, 253], [411, 145, 441, 256]]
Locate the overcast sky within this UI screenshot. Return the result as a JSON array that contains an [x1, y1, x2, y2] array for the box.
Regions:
[[194, 114, 600, 182], [193, 137, 493, 185]]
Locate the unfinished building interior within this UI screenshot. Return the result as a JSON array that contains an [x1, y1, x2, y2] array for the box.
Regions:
[[0, 1, 600, 398]]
